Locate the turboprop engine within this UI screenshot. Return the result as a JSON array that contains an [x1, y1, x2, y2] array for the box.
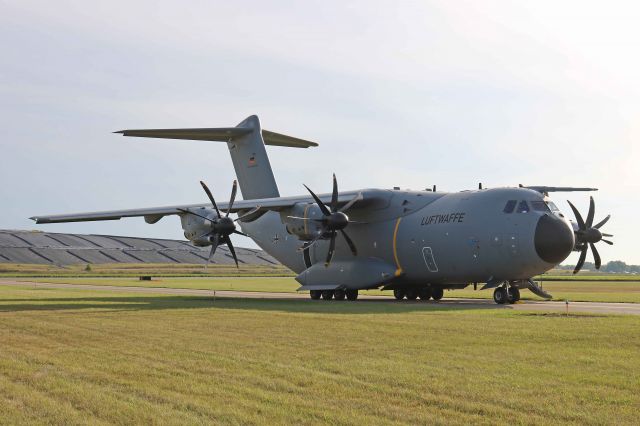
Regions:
[[179, 180, 259, 266], [283, 203, 325, 240]]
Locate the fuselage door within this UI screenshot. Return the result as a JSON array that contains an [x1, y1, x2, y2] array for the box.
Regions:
[[422, 247, 439, 272]]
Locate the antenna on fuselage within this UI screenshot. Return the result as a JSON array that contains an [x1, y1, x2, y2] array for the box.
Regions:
[[433, 185, 436, 192], [479, 182, 483, 190]]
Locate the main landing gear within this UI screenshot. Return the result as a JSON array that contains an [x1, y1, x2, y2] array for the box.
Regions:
[[493, 285, 520, 304], [310, 289, 358, 301]]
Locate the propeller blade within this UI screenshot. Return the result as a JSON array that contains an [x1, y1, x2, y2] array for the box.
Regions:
[[226, 180, 238, 217], [178, 208, 213, 223], [200, 181, 221, 218], [235, 206, 261, 222], [303, 184, 331, 216], [205, 235, 219, 269], [286, 216, 323, 221], [573, 247, 588, 274], [602, 233, 613, 237], [590, 242, 601, 269], [324, 231, 336, 266], [567, 200, 586, 230], [585, 196, 595, 228], [224, 236, 239, 268], [339, 192, 362, 213], [331, 173, 339, 213], [601, 239, 614, 245], [594, 214, 611, 229], [340, 230, 357, 256], [233, 230, 248, 237], [298, 234, 323, 251]]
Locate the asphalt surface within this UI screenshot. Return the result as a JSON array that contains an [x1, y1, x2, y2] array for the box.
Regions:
[[2, 279, 640, 315]]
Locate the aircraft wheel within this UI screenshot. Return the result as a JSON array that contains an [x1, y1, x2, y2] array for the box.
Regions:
[[508, 287, 520, 304], [393, 289, 406, 300], [310, 290, 321, 300], [405, 289, 418, 300], [321, 290, 334, 300], [346, 289, 358, 301], [493, 287, 508, 304], [418, 287, 432, 300], [334, 289, 346, 301], [431, 287, 444, 301]]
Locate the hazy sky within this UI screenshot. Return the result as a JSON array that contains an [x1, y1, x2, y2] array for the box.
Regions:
[[1, 1, 639, 264]]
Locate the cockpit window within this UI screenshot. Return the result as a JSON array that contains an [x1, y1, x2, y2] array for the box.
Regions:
[[517, 200, 530, 213], [546, 201, 560, 212], [530, 200, 551, 212], [503, 200, 517, 213]]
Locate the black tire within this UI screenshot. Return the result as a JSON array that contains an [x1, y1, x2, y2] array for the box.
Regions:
[[393, 289, 406, 300], [334, 289, 346, 301], [431, 287, 444, 301], [493, 287, 507, 304], [321, 290, 334, 300], [418, 287, 432, 300], [508, 287, 520, 304], [406, 288, 418, 300], [346, 289, 358, 301], [310, 290, 321, 300]]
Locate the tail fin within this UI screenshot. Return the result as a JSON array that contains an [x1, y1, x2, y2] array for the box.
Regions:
[[115, 115, 317, 200]]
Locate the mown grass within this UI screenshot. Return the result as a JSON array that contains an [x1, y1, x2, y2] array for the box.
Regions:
[[0, 284, 638, 424], [10, 276, 640, 304]]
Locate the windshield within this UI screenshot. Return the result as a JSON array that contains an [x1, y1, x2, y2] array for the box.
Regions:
[[531, 200, 551, 212], [545, 201, 560, 212]]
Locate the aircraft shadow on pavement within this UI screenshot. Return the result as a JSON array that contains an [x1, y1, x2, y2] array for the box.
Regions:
[[0, 295, 507, 315]]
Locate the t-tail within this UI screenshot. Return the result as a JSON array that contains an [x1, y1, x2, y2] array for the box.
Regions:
[[114, 115, 318, 200]]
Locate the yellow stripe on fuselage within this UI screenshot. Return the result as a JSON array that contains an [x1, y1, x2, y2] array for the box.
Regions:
[[392, 217, 403, 276], [303, 204, 311, 236]]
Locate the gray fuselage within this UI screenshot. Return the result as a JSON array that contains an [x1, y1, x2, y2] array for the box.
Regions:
[[241, 187, 574, 288]]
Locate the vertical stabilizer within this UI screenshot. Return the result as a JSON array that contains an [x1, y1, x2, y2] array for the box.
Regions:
[[228, 115, 280, 199]]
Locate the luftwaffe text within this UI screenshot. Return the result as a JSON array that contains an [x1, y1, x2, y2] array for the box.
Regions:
[[420, 212, 466, 226]]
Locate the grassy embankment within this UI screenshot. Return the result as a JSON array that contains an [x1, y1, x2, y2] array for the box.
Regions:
[[0, 284, 639, 424]]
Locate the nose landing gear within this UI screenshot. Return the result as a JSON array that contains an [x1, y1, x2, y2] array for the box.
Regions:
[[493, 284, 520, 304]]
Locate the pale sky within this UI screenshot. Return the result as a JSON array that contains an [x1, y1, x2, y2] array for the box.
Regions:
[[1, 1, 639, 264]]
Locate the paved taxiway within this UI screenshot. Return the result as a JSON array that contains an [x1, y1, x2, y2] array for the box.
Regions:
[[2, 279, 640, 315]]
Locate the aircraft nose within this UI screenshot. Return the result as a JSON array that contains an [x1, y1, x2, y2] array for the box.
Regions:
[[534, 214, 575, 264]]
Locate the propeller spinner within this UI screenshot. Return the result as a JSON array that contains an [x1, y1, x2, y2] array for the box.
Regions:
[[567, 196, 613, 274]]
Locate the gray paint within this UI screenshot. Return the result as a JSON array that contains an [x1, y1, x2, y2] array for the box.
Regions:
[[30, 116, 592, 298]]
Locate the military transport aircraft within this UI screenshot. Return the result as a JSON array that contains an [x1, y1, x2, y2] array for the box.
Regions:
[[31, 115, 613, 304]]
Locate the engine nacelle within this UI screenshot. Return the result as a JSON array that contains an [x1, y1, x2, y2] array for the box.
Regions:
[[281, 203, 325, 241], [180, 208, 216, 246]]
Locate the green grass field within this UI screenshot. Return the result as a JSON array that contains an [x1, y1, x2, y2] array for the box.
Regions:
[[1, 284, 639, 424], [10, 276, 640, 303]]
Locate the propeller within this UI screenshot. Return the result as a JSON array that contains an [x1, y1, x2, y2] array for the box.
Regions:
[[566, 196, 613, 274], [180, 180, 259, 268], [291, 174, 361, 267]]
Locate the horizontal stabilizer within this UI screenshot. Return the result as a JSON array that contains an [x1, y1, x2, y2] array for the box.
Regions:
[[114, 127, 318, 148]]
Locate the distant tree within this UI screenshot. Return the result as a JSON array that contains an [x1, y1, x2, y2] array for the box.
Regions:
[[84, 263, 92, 272], [604, 260, 627, 273]]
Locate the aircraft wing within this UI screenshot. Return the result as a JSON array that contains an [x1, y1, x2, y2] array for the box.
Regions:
[[523, 186, 597, 193], [30, 191, 372, 224]]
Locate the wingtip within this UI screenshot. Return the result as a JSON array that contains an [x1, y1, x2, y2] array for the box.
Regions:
[[113, 130, 125, 134]]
